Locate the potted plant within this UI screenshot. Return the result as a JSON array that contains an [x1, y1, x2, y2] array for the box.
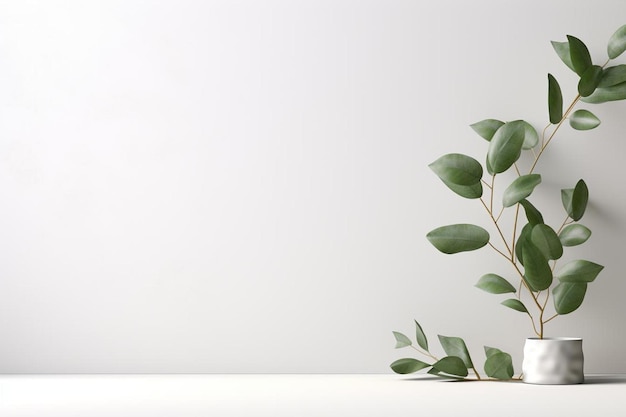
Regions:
[[390, 24, 626, 384]]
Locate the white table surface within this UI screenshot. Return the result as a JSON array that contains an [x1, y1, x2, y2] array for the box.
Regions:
[[1, 374, 625, 417]]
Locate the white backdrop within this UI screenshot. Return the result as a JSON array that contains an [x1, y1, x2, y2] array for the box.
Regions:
[[1, 0, 625, 373]]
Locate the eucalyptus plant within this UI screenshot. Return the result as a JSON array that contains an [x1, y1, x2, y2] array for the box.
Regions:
[[391, 24, 626, 380]]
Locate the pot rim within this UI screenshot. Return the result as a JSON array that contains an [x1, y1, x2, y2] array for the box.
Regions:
[[525, 337, 582, 341]]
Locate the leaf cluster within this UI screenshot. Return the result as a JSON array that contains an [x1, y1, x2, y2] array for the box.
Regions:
[[391, 321, 514, 381], [423, 26, 626, 327]]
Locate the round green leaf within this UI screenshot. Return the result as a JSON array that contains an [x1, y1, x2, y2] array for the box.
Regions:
[[521, 121, 539, 150], [392, 331, 412, 348], [390, 358, 432, 374], [522, 243, 553, 291], [501, 299, 528, 313], [598, 65, 626, 87], [414, 320, 429, 352], [608, 24, 626, 59], [515, 223, 534, 265], [502, 174, 542, 208], [569, 109, 600, 130], [432, 356, 468, 377], [427, 367, 465, 379], [568, 35, 592, 76], [578, 65, 603, 97], [475, 274, 516, 294], [470, 119, 504, 141], [561, 179, 588, 221], [487, 120, 525, 173], [426, 224, 490, 254], [519, 199, 544, 225], [437, 335, 473, 368], [548, 74, 563, 124], [559, 224, 592, 247], [581, 81, 626, 103], [484, 351, 514, 380], [556, 260, 604, 283], [531, 224, 563, 260], [429, 153, 483, 186], [484, 346, 503, 358], [553, 282, 587, 315], [441, 179, 483, 199], [551, 40, 576, 73]]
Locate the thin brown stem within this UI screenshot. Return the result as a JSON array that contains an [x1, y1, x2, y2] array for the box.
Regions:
[[529, 95, 581, 175], [488, 242, 511, 261], [479, 199, 513, 256], [543, 314, 559, 324], [495, 206, 505, 223], [527, 311, 541, 338], [541, 123, 551, 147], [410, 345, 438, 362]]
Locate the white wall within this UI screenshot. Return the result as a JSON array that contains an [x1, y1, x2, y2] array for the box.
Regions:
[[0, 0, 625, 373]]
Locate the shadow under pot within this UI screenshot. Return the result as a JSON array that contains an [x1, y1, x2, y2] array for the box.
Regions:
[[522, 337, 584, 384]]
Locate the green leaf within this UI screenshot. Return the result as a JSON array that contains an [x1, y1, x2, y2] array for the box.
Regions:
[[392, 331, 412, 348], [484, 346, 503, 358], [470, 119, 504, 141], [429, 153, 483, 186], [414, 320, 428, 351], [501, 299, 528, 313], [568, 35, 592, 76], [432, 356, 469, 377], [559, 224, 592, 247], [581, 81, 626, 103], [475, 274, 516, 294], [561, 179, 589, 221], [530, 224, 563, 260], [551, 40, 576, 72], [608, 24, 626, 59], [522, 243, 553, 291], [569, 109, 601, 130], [487, 120, 525, 173], [438, 335, 474, 368], [426, 224, 490, 254], [427, 367, 465, 379], [519, 199, 544, 225], [578, 65, 603, 97], [440, 180, 483, 199], [390, 358, 432, 374], [553, 282, 587, 315], [484, 351, 514, 380], [548, 74, 563, 124], [556, 260, 604, 283], [520, 121, 539, 150], [598, 65, 626, 87], [515, 223, 534, 265], [502, 174, 542, 208]]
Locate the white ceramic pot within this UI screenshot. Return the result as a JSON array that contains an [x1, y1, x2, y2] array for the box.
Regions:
[[522, 337, 584, 384]]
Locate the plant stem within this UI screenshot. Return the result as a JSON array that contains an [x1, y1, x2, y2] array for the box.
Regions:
[[410, 345, 439, 362], [512, 92, 583, 338], [479, 199, 513, 257], [488, 242, 511, 261], [543, 313, 559, 324], [529, 94, 581, 175]]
